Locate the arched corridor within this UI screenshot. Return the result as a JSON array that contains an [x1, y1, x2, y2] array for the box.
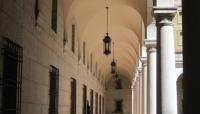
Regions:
[[0, 0, 184, 114]]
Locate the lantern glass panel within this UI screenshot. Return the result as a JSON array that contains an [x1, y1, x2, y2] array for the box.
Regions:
[[111, 60, 116, 74], [103, 35, 111, 55]]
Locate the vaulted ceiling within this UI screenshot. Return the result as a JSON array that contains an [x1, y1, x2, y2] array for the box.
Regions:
[[62, 0, 147, 82]]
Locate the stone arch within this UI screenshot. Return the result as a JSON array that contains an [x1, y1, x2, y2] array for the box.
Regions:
[[62, 0, 147, 83], [176, 73, 183, 114]]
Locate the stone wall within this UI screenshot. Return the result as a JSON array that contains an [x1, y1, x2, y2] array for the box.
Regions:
[[0, 0, 105, 114], [173, 0, 182, 52], [105, 76, 132, 114]]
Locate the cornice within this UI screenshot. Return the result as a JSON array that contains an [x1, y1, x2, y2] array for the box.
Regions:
[[153, 6, 177, 21]]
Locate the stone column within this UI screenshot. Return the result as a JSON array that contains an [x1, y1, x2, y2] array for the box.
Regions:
[[138, 68, 143, 114], [145, 40, 157, 114], [132, 80, 136, 114], [134, 84, 137, 114], [136, 71, 141, 114], [141, 57, 147, 114], [132, 84, 134, 114], [134, 71, 140, 114], [153, 7, 178, 114]]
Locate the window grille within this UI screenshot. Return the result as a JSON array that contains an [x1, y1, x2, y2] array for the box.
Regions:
[[63, 26, 67, 47], [83, 42, 86, 64], [0, 38, 23, 114], [99, 95, 101, 114], [90, 90, 94, 114], [82, 85, 87, 114], [115, 100, 123, 113], [49, 65, 59, 114], [72, 24, 75, 52], [71, 78, 76, 114], [90, 54, 92, 72], [102, 97, 104, 114], [95, 93, 98, 114], [35, 0, 39, 25], [51, 0, 57, 32]]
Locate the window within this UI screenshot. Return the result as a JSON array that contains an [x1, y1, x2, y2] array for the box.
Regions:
[[95, 93, 98, 114], [83, 42, 86, 64], [115, 79, 122, 89], [102, 97, 104, 114], [49, 65, 59, 114], [115, 100, 123, 113], [90, 90, 94, 114], [63, 26, 67, 48], [90, 53, 93, 72], [72, 24, 76, 53], [51, 0, 57, 32], [82, 85, 87, 114], [71, 78, 76, 114], [78, 49, 81, 61], [99, 95, 101, 114], [87, 53, 89, 70], [95, 63, 97, 77], [0, 38, 23, 114], [35, 0, 39, 25]]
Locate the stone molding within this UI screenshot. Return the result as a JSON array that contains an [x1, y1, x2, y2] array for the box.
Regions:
[[148, 47, 157, 53], [140, 57, 147, 66], [137, 67, 142, 72], [145, 39, 157, 49], [153, 7, 177, 20], [153, 7, 177, 26], [176, 60, 183, 68], [159, 18, 173, 26], [131, 79, 137, 89]]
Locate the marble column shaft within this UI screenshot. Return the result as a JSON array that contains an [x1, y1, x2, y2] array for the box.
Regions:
[[139, 69, 143, 114], [141, 57, 147, 114], [147, 47, 157, 114], [154, 7, 178, 114]]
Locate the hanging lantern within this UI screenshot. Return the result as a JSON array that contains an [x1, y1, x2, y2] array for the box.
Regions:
[[103, 33, 111, 55], [114, 72, 119, 81], [103, 7, 111, 56], [111, 42, 116, 74], [111, 59, 116, 74]]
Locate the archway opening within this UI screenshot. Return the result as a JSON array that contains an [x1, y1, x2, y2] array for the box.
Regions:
[[177, 74, 183, 114], [105, 75, 132, 114]]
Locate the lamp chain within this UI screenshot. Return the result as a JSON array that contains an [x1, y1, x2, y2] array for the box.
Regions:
[[113, 42, 114, 59], [106, 7, 109, 34]]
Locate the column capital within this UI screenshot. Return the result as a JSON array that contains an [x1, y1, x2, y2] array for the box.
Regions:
[[135, 71, 140, 79], [140, 57, 147, 66], [153, 7, 177, 25], [148, 47, 157, 53], [137, 67, 142, 72]]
